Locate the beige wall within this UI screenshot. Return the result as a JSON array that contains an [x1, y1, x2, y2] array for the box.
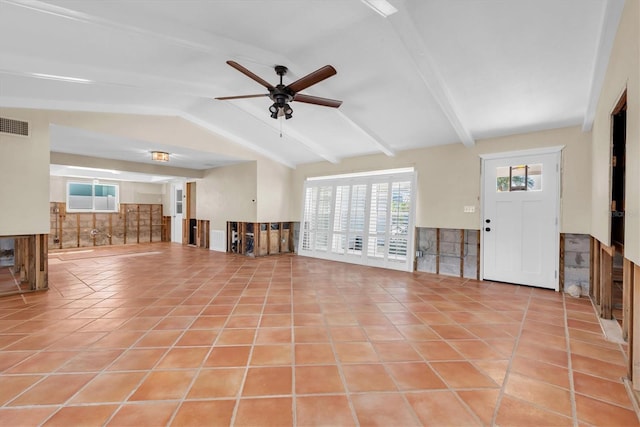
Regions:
[[1, 108, 289, 237], [292, 126, 592, 233], [161, 183, 172, 215], [256, 159, 293, 222], [196, 162, 257, 230], [0, 109, 50, 235], [591, 0, 640, 263], [478, 127, 592, 234]]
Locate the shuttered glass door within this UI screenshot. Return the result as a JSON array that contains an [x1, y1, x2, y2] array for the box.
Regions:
[[299, 169, 415, 272]]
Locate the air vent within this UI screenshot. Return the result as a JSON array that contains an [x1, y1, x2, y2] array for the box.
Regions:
[[0, 117, 30, 137]]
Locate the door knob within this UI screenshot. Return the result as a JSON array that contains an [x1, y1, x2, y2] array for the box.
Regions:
[[485, 227, 491, 232], [485, 219, 491, 223]]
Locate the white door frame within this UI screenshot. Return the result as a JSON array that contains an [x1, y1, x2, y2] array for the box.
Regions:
[[480, 146, 563, 290]]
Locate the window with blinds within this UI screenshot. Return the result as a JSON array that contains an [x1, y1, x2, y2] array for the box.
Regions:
[[299, 168, 416, 272]]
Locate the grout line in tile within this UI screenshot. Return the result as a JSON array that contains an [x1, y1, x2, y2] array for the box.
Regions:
[[226, 261, 273, 427], [92, 267, 236, 427], [489, 288, 533, 426], [563, 293, 580, 427]]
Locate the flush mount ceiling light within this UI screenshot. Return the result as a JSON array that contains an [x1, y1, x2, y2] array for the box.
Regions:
[[360, 0, 398, 17], [151, 151, 169, 162]]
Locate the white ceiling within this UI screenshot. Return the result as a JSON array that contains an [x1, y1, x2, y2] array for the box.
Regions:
[[0, 0, 624, 179]]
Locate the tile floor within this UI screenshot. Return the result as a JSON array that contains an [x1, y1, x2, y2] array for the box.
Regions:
[[0, 265, 29, 296], [0, 243, 638, 426]]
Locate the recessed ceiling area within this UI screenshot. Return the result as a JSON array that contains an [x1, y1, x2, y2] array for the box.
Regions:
[[49, 124, 245, 170], [49, 164, 181, 184], [0, 0, 624, 177]]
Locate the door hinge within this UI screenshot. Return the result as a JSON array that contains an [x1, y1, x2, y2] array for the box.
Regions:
[[555, 270, 557, 279]]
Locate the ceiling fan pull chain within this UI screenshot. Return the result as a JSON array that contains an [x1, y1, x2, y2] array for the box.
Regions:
[[280, 117, 283, 138]]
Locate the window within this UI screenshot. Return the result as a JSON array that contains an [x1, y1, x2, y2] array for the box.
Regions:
[[67, 181, 119, 212], [300, 168, 416, 272], [496, 164, 542, 192], [175, 189, 183, 214]]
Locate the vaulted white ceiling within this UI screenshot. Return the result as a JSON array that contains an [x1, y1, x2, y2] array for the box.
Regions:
[[0, 0, 624, 174]]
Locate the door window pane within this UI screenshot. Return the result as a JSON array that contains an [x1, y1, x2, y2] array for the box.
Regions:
[[176, 189, 183, 214], [332, 185, 350, 254], [389, 181, 410, 260], [496, 164, 543, 192], [316, 186, 332, 252], [367, 183, 388, 258], [349, 185, 366, 232], [347, 184, 366, 255], [302, 187, 317, 251], [333, 186, 350, 233]]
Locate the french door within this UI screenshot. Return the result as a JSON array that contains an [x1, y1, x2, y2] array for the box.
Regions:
[[481, 148, 561, 290], [299, 169, 416, 272]]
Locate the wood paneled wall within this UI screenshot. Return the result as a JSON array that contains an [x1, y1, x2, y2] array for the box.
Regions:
[[227, 222, 294, 257], [181, 219, 210, 249], [590, 237, 640, 392], [49, 202, 167, 250], [8, 234, 47, 292]]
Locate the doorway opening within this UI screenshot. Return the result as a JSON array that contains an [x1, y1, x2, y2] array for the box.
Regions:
[[611, 91, 626, 327], [186, 182, 197, 246]]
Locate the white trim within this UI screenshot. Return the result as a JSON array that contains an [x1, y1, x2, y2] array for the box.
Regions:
[[582, 0, 626, 132], [337, 111, 396, 157], [307, 167, 415, 182], [388, 4, 475, 147], [479, 145, 564, 161]]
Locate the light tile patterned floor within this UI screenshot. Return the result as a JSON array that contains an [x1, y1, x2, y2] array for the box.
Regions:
[[0, 243, 637, 426]]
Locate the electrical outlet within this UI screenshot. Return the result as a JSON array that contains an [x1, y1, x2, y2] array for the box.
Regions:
[[464, 205, 475, 213]]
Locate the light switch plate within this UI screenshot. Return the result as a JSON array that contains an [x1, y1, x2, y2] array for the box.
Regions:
[[464, 205, 475, 213]]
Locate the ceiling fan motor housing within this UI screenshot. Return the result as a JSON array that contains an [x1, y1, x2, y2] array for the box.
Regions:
[[271, 88, 293, 107]]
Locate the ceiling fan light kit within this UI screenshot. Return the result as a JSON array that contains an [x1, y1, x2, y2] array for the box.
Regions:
[[216, 60, 342, 120]]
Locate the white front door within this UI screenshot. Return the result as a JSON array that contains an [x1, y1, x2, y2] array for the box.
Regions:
[[481, 148, 561, 290], [172, 184, 183, 244]]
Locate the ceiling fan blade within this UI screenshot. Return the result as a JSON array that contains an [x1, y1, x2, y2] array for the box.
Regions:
[[286, 65, 337, 93], [293, 93, 342, 108], [215, 94, 268, 101], [226, 60, 274, 90]]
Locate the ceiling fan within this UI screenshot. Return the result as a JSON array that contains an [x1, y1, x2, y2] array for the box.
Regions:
[[216, 60, 342, 120]]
